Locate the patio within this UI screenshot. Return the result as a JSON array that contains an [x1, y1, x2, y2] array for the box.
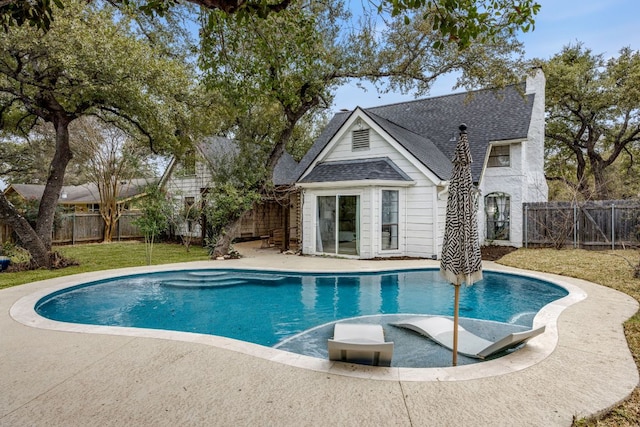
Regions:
[[1, 241, 637, 426]]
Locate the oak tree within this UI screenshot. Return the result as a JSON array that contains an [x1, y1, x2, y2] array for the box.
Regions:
[[0, 0, 196, 267], [544, 44, 640, 200]]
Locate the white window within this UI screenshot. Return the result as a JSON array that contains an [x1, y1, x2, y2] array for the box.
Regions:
[[488, 145, 510, 167], [381, 190, 398, 250], [485, 192, 510, 240]]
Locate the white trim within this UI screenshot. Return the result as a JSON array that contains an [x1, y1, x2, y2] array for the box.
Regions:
[[297, 180, 415, 189], [378, 188, 402, 254]]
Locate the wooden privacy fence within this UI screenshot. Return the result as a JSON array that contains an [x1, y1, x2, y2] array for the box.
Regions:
[[523, 200, 640, 249], [51, 212, 143, 244], [0, 213, 143, 245]]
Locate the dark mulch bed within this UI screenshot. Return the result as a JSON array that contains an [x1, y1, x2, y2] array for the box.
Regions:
[[481, 245, 518, 261], [369, 245, 518, 262]]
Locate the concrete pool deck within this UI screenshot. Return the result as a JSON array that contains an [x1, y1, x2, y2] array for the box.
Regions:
[[1, 242, 638, 426]]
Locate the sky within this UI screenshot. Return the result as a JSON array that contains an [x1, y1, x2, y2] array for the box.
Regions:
[[331, 0, 640, 112]]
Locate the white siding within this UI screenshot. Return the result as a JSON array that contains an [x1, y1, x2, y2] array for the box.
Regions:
[[163, 159, 213, 237]]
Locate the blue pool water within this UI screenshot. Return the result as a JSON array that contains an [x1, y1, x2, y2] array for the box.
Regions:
[[36, 268, 567, 350]]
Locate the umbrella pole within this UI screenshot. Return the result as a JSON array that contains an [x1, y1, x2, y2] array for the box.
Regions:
[[453, 284, 460, 366]]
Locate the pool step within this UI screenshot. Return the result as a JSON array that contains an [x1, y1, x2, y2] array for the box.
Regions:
[[162, 271, 286, 288], [187, 271, 229, 278], [187, 271, 286, 283], [161, 279, 248, 288], [234, 273, 286, 282]]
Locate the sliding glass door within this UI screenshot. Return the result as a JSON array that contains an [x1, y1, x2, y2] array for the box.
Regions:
[[316, 195, 359, 255]]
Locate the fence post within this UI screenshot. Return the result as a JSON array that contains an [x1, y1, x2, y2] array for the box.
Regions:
[[611, 203, 615, 250], [72, 212, 76, 245], [573, 203, 578, 249], [524, 204, 528, 248]]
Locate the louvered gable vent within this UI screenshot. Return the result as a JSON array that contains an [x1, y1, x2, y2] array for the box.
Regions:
[[352, 128, 370, 151]]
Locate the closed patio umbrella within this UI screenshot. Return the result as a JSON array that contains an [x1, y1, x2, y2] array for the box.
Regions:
[[440, 124, 483, 366]]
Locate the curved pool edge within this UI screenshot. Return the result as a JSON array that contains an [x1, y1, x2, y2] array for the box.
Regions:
[[8, 260, 595, 382]]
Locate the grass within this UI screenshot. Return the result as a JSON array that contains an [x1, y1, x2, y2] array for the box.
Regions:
[[498, 248, 640, 427], [0, 241, 210, 290], [1, 244, 639, 424]]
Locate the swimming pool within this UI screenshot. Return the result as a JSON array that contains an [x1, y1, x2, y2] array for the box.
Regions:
[[35, 268, 568, 367]]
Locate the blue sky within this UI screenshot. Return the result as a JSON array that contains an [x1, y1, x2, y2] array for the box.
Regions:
[[332, 0, 640, 111]]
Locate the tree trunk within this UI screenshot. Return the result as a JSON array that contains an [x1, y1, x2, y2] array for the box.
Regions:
[[35, 117, 74, 250], [590, 158, 611, 200], [103, 216, 114, 243], [0, 193, 50, 268], [212, 216, 241, 258]]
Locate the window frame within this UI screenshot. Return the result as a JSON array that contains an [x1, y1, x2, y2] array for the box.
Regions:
[[487, 144, 510, 168], [485, 192, 510, 241], [380, 189, 399, 251]]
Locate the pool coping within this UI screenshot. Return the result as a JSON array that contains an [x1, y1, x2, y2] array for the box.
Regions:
[[10, 261, 588, 382]]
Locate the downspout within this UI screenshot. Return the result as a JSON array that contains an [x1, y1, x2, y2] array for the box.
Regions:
[[434, 181, 448, 258], [371, 187, 376, 257]]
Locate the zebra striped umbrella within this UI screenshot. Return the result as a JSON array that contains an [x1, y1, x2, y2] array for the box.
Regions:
[[440, 124, 483, 366]]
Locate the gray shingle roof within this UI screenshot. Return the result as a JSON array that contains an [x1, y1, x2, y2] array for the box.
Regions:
[[363, 111, 453, 180], [7, 179, 154, 204], [298, 157, 413, 184], [295, 83, 534, 183]]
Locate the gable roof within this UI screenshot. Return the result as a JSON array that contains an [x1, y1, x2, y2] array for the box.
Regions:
[[295, 83, 535, 183]]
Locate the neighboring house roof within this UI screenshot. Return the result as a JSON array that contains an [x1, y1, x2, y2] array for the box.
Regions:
[[295, 83, 534, 183], [5, 178, 153, 204], [272, 151, 299, 186], [298, 158, 413, 183], [198, 136, 238, 166]]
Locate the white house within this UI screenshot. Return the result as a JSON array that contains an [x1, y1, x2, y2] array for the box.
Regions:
[[161, 137, 300, 243], [294, 70, 548, 259]]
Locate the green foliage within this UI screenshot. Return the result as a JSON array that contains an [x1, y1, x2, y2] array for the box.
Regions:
[[3, 0, 539, 52], [132, 186, 172, 264], [0, 0, 199, 156], [380, 0, 540, 50], [202, 183, 261, 253], [1, 0, 293, 32], [0, 0, 63, 31], [544, 44, 640, 200], [1, 241, 30, 264], [200, 0, 342, 130]]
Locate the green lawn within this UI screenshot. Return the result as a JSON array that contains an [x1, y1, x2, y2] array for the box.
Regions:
[[0, 241, 210, 289]]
